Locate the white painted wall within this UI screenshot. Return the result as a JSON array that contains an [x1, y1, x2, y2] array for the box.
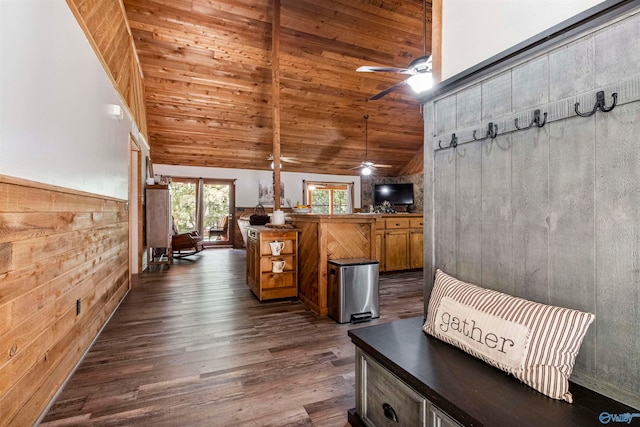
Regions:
[[154, 164, 362, 209], [441, 0, 604, 80], [0, 0, 133, 200]]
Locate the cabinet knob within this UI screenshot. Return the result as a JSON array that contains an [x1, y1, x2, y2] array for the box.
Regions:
[[382, 402, 399, 423]]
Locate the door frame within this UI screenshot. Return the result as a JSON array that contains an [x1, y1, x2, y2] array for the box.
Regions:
[[128, 134, 143, 282]]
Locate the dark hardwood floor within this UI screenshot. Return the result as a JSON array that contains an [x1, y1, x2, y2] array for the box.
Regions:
[[41, 249, 424, 426]]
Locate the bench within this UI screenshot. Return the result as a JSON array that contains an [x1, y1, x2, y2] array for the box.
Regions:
[[348, 316, 637, 427]]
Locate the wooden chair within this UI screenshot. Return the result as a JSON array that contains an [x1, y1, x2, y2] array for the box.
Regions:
[[209, 215, 229, 240], [171, 231, 204, 258]]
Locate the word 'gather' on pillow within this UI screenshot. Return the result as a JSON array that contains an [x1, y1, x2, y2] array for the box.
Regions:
[[423, 269, 595, 403]]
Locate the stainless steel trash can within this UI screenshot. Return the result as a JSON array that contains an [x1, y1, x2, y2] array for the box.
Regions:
[[328, 258, 379, 323]]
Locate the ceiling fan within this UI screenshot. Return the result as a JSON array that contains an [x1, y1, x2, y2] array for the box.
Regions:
[[357, 0, 433, 100], [266, 154, 301, 169], [352, 114, 392, 175]]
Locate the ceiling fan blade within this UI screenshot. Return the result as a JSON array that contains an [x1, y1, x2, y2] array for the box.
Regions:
[[281, 156, 301, 164], [369, 80, 408, 101], [357, 65, 413, 74], [372, 164, 393, 168], [267, 154, 301, 164]]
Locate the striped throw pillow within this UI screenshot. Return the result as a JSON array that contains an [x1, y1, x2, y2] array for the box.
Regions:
[[423, 269, 595, 403]]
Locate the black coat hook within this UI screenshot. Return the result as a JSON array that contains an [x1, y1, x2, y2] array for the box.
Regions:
[[473, 122, 498, 141], [515, 109, 547, 130], [575, 91, 618, 117], [438, 133, 458, 150]]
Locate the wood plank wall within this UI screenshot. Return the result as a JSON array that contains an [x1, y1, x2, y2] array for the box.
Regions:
[[0, 176, 129, 426]]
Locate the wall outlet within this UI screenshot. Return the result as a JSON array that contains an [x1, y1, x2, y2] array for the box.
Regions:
[[76, 298, 81, 315]]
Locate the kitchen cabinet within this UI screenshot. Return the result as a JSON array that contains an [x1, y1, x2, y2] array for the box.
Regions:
[[375, 214, 423, 272], [409, 218, 424, 269], [384, 229, 410, 271], [246, 226, 299, 301]]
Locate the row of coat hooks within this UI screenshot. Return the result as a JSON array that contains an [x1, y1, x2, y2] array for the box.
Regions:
[[438, 90, 618, 150]]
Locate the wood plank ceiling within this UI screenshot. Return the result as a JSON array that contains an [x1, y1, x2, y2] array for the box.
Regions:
[[123, 0, 432, 176]]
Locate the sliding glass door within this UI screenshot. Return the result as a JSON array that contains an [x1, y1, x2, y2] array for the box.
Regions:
[[170, 178, 235, 246]]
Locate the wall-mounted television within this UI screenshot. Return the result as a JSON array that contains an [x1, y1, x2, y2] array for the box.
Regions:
[[374, 183, 414, 206]]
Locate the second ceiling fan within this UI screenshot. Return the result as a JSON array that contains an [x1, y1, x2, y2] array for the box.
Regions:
[[357, 0, 433, 100], [352, 114, 392, 175]]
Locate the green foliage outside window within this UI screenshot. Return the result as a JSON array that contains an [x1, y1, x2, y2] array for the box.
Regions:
[[171, 182, 196, 233], [203, 184, 229, 230], [311, 189, 330, 214], [333, 190, 348, 213], [310, 188, 348, 214], [171, 182, 229, 235]]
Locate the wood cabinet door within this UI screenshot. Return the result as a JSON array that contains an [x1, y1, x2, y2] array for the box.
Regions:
[[410, 229, 423, 269], [384, 230, 409, 271]]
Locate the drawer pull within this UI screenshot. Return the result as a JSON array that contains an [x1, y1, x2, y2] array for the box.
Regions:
[[382, 402, 399, 423], [395, 223, 400, 226]]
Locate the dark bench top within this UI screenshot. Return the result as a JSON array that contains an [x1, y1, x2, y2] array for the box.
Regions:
[[349, 316, 638, 427]]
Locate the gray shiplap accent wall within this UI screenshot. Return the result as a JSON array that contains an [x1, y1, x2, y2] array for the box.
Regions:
[[424, 7, 640, 408]]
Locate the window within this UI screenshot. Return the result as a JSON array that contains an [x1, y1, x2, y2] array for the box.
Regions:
[[304, 181, 353, 214]]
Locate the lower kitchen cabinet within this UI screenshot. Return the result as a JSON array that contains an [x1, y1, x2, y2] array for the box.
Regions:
[[409, 228, 424, 269], [384, 229, 410, 271], [375, 214, 423, 272]]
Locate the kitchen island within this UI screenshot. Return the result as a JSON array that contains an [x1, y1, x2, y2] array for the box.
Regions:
[[288, 213, 377, 315]]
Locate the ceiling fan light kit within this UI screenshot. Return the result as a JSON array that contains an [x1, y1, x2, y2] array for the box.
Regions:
[[407, 71, 433, 94]]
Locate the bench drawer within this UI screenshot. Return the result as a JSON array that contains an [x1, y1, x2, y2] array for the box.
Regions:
[[360, 350, 427, 427]]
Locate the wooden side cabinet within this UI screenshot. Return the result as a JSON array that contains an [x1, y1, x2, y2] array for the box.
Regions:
[[146, 184, 172, 267], [246, 226, 299, 301]]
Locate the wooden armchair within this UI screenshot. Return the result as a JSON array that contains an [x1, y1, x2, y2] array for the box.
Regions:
[[171, 231, 204, 258], [209, 215, 229, 240]]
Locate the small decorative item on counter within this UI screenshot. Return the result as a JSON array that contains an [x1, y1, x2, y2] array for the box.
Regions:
[[374, 201, 395, 213], [272, 210, 285, 225]]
